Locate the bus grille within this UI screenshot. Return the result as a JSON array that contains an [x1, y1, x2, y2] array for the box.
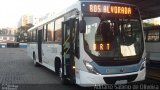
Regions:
[[103, 74, 138, 84]]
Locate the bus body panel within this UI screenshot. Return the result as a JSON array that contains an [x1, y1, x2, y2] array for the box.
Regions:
[[78, 68, 145, 87], [27, 43, 38, 60], [27, 0, 145, 87], [144, 26, 160, 62], [146, 42, 160, 61], [41, 43, 62, 68]]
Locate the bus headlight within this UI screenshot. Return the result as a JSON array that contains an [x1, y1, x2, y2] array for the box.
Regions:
[[140, 59, 146, 71], [83, 61, 100, 75]]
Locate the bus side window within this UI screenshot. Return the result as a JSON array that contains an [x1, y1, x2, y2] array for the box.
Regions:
[[75, 20, 80, 58], [43, 25, 47, 42], [47, 21, 55, 42], [147, 30, 159, 42], [32, 29, 37, 42], [144, 31, 148, 42], [55, 17, 64, 42], [31, 31, 33, 42], [28, 32, 31, 42]]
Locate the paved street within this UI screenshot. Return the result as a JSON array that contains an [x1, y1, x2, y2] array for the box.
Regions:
[[0, 48, 159, 90], [0, 48, 82, 90], [0, 48, 61, 84]]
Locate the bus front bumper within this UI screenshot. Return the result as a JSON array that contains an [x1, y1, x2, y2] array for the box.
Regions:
[[77, 68, 146, 87]]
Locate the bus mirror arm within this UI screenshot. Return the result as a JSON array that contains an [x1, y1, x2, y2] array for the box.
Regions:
[[79, 20, 86, 33]]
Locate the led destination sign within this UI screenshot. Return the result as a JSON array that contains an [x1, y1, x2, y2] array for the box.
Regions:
[[82, 3, 133, 15], [93, 43, 111, 51], [89, 4, 132, 15]]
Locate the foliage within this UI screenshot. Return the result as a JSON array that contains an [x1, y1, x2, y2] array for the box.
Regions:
[[143, 22, 155, 28], [17, 24, 34, 42]]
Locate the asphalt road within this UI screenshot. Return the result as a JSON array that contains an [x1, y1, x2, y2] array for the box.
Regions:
[[0, 48, 159, 90], [0, 48, 83, 90]]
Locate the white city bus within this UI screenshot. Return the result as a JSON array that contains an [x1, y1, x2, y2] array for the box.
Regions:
[[144, 26, 160, 63], [27, 0, 146, 86]]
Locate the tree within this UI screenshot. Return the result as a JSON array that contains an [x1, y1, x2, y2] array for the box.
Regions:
[[143, 22, 155, 28], [17, 24, 34, 42]]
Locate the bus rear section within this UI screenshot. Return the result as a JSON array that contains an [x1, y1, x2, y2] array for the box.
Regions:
[[144, 26, 160, 63]]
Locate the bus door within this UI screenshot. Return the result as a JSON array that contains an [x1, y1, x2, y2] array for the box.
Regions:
[[37, 30, 42, 63], [62, 18, 77, 83]]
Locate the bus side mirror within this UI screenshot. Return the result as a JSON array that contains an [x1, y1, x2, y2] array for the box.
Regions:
[[79, 20, 86, 33]]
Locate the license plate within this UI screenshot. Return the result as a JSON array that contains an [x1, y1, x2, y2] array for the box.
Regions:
[[115, 80, 127, 84]]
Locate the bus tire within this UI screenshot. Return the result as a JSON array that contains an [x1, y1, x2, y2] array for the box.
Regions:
[[33, 52, 40, 67], [61, 77, 70, 85], [55, 58, 61, 76]]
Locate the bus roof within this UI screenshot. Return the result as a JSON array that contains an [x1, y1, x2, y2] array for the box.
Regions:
[[144, 25, 160, 31], [28, 0, 137, 32]]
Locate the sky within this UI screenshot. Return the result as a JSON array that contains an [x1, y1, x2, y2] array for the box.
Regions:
[[0, 0, 77, 28], [0, 0, 160, 28]]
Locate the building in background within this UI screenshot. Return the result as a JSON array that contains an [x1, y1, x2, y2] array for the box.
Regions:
[[17, 12, 54, 43], [17, 14, 34, 42], [0, 28, 18, 48], [18, 14, 34, 28]]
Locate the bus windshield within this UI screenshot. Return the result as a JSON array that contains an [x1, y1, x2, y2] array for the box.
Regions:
[[84, 16, 143, 58]]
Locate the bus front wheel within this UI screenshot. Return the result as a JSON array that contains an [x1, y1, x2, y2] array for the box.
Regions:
[[61, 76, 70, 85], [55, 58, 61, 75]]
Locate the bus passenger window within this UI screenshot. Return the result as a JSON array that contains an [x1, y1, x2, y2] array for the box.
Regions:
[[43, 25, 47, 42], [32, 29, 37, 42], [47, 22, 54, 42], [147, 30, 159, 42], [55, 17, 64, 42]]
